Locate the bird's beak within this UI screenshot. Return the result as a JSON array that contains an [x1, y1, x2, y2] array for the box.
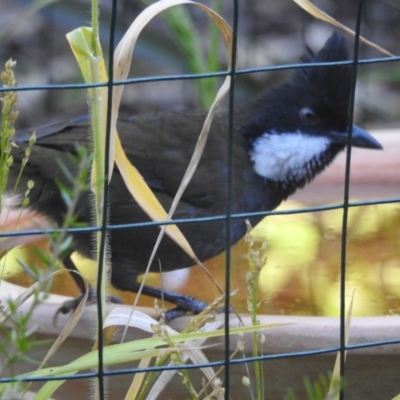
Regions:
[[350, 125, 383, 149], [331, 125, 383, 150]]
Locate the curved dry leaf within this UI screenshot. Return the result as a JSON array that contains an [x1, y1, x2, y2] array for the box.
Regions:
[[38, 270, 89, 369], [103, 307, 159, 333], [67, 1, 234, 340], [293, 0, 394, 56], [67, 0, 233, 267], [104, 308, 158, 400], [111, 0, 233, 262], [112, 1, 233, 338], [0, 269, 71, 323]]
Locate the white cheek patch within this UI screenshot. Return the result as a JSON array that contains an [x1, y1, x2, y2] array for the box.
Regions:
[[249, 132, 330, 182]]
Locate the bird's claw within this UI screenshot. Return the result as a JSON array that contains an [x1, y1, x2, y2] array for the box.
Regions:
[[163, 296, 208, 321], [54, 288, 123, 323]]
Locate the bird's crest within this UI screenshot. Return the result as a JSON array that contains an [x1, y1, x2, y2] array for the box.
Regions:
[[295, 32, 352, 106]]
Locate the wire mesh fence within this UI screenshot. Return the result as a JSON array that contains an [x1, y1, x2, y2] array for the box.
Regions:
[[0, 0, 400, 399]]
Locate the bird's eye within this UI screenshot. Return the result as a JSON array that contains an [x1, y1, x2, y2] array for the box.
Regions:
[[300, 107, 318, 125]]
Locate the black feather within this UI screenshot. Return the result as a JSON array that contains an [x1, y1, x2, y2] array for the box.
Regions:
[[5, 32, 381, 318]]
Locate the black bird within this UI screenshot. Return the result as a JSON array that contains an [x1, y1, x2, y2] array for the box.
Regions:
[[8, 32, 382, 319]]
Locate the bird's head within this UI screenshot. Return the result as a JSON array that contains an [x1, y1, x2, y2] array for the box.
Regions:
[[241, 32, 382, 191]]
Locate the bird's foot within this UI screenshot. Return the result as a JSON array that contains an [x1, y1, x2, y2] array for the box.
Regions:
[[55, 287, 122, 318], [133, 283, 212, 321], [162, 296, 234, 321], [163, 296, 209, 321]]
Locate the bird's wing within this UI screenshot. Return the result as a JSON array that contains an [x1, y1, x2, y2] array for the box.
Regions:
[[13, 111, 230, 209], [10, 117, 92, 189], [15, 116, 91, 151], [117, 111, 229, 209]]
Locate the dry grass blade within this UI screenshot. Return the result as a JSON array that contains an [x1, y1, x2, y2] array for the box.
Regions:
[[0, 269, 74, 324], [66, 0, 233, 341], [103, 307, 224, 399], [147, 295, 227, 400], [293, 0, 394, 56], [104, 306, 168, 397], [124, 355, 152, 400], [19, 271, 87, 399], [38, 271, 89, 368], [114, 137, 195, 257], [146, 322, 225, 400], [112, 0, 233, 339], [67, 1, 234, 330], [107, 310, 158, 400], [111, 0, 232, 261]]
